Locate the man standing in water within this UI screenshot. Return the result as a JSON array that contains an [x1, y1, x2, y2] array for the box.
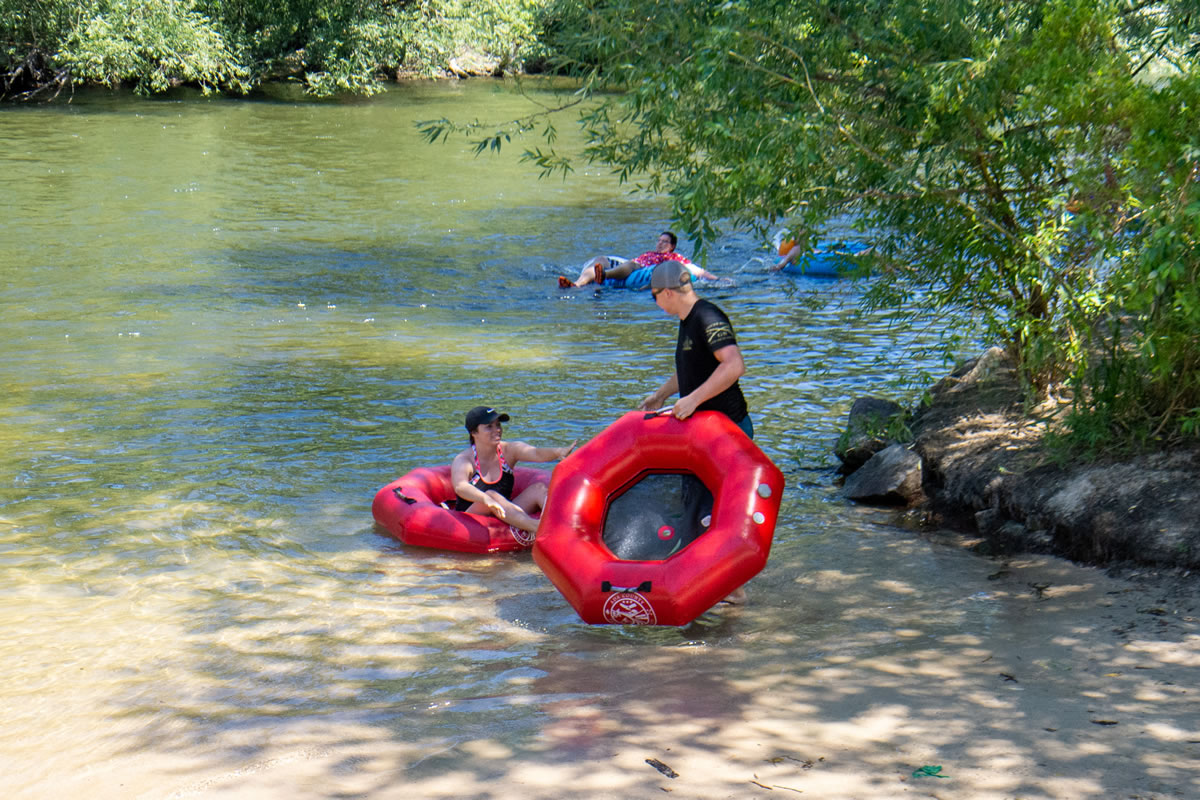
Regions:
[[638, 261, 752, 604], [638, 261, 752, 438]]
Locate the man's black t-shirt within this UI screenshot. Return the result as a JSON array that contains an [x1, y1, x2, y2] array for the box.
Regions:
[[675, 298, 748, 422]]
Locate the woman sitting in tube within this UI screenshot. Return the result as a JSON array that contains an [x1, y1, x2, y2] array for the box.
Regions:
[[452, 406, 576, 537]]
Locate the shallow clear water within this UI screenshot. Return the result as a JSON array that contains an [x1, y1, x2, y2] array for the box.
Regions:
[[0, 80, 999, 796]]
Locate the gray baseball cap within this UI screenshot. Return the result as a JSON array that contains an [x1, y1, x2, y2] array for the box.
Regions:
[[650, 260, 692, 290]]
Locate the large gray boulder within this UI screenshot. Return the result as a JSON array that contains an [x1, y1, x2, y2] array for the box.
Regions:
[[842, 444, 924, 505]]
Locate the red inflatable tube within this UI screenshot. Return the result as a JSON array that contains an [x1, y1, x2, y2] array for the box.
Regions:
[[533, 410, 784, 626], [372, 465, 550, 553]]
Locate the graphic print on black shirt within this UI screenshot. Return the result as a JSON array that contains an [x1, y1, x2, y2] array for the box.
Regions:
[[674, 299, 748, 422]]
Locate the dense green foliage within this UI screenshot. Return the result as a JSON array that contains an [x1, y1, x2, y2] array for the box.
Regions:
[[0, 0, 550, 98], [427, 0, 1200, 449]]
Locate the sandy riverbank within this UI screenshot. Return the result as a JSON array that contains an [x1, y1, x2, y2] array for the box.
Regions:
[[17, 532, 1200, 800]]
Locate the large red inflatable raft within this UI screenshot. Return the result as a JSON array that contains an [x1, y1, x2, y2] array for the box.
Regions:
[[372, 465, 550, 553], [534, 410, 784, 626]]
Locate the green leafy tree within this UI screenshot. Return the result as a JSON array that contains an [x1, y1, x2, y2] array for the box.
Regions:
[[425, 0, 1200, 446], [59, 0, 249, 94], [2, 0, 551, 98], [1, 0, 88, 97], [1, 0, 250, 97]]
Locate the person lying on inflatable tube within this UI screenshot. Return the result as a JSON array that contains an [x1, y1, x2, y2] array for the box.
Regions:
[[558, 230, 717, 289], [452, 405, 576, 536], [771, 230, 874, 272]]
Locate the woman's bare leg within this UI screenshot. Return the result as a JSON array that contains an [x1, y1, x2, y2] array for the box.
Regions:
[[501, 483, 547, 533], [462, 489, 541, 534], [513, 483, 547, 515]]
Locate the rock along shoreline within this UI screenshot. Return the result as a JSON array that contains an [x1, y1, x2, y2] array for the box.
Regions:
[[839, 347, 1200, 570]]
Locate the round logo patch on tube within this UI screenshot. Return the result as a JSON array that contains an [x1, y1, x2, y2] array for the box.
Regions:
[[602, 592, 657, 626], [509, 525, 535, 546]]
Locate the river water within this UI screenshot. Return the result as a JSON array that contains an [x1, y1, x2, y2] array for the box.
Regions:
[[1, 81, 1128, 799]]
